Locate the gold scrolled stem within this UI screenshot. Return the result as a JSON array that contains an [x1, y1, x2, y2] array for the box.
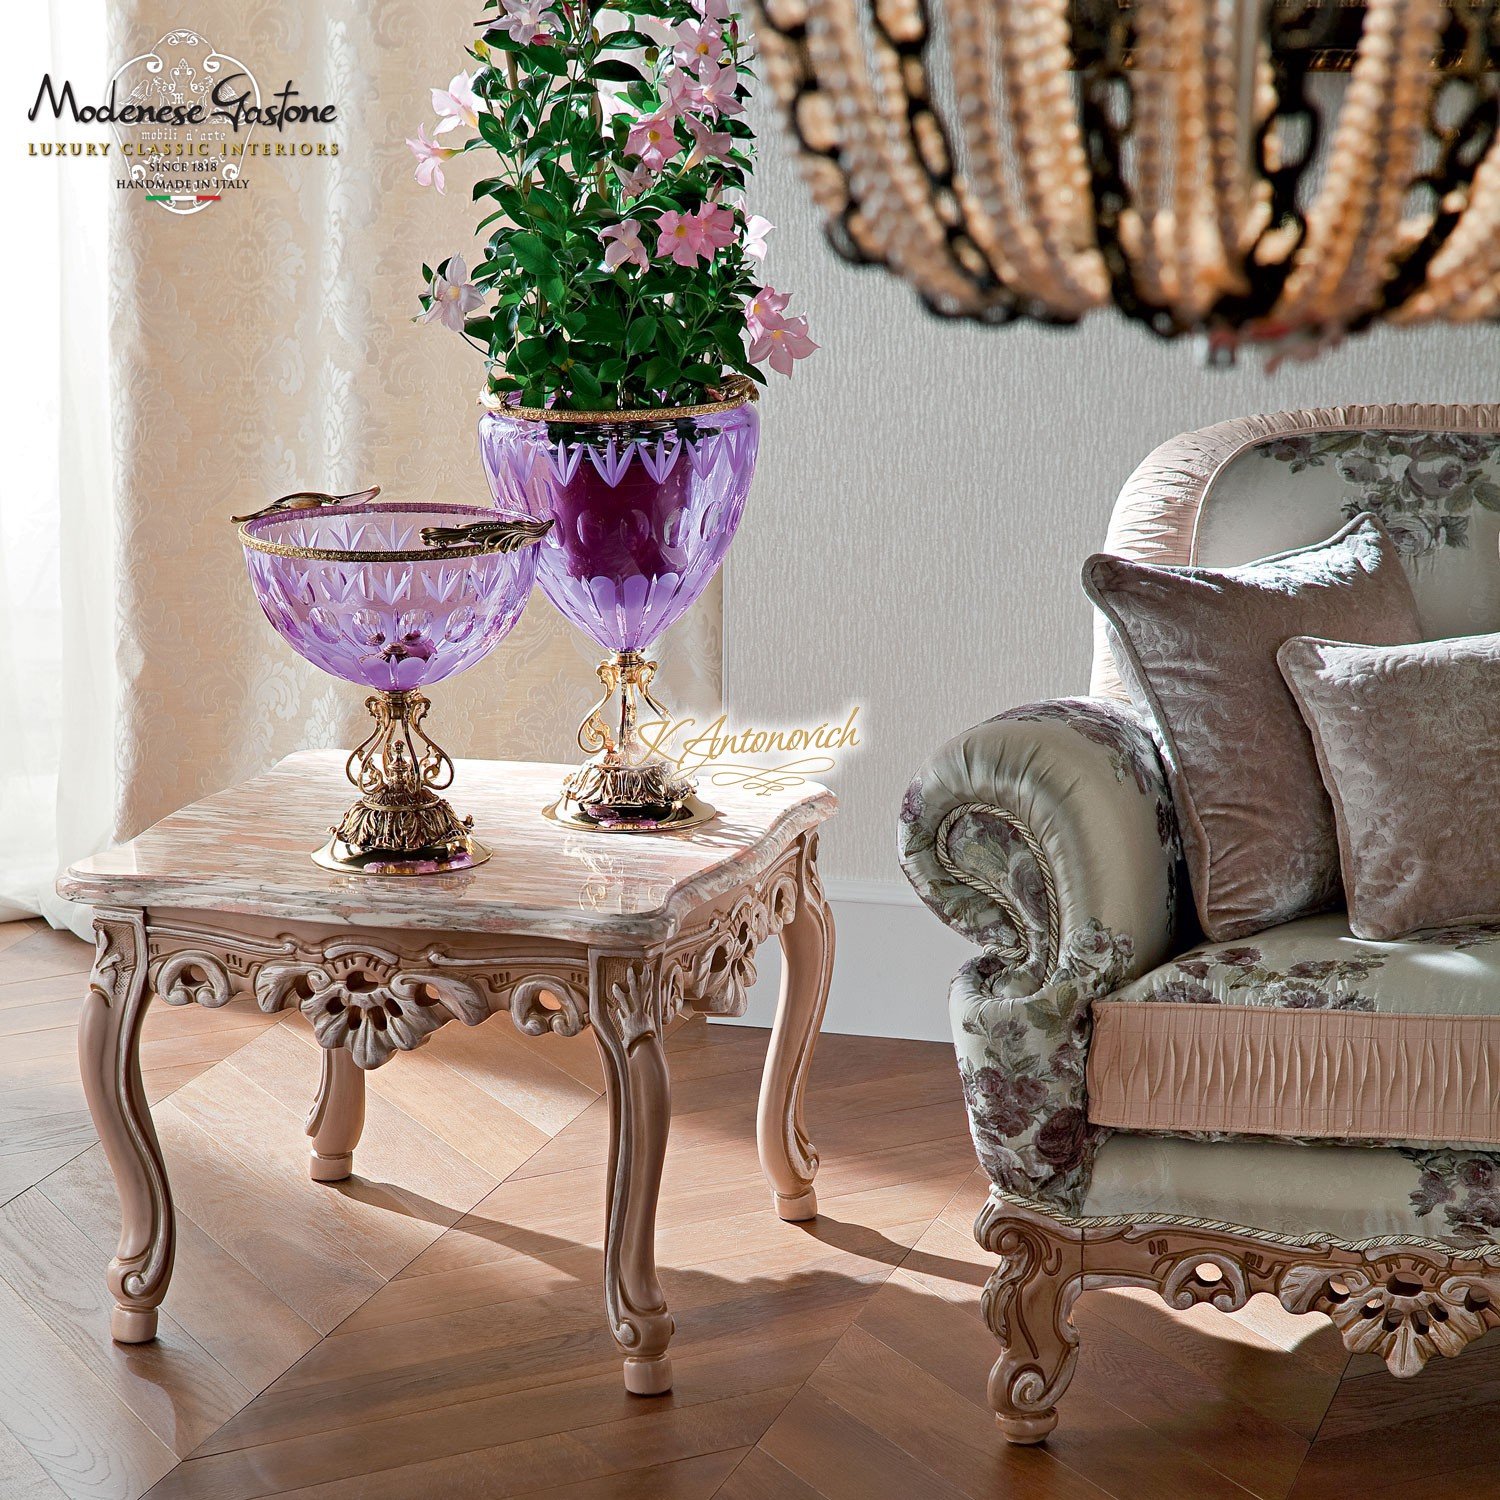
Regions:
[[343, 690, 455, 799], [316, 688, 486, 875], [551, 651, 713, 832]]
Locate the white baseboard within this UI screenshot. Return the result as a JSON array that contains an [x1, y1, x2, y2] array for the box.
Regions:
[[712, 878, 972, 1043]]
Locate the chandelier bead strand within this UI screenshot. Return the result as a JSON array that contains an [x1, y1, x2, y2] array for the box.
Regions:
[[750, 0, 1500, 362]]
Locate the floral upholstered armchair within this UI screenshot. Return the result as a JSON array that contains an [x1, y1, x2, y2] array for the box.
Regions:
[[899, 405, 1500, 1443]]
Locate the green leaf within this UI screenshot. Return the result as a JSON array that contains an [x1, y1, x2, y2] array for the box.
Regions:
[[591, 58, 651, 83], [597, 27, 656, 48], [509, 232, 555, 276], [527, 43, 569, 76], [489, 185, 529, 223], [527, 186, 571, 224], [477, 111, 511, 150], [625, 315, 658, 356], [569, 365, 604, 406], [641, 353, 679, 390], [582, 304, 627, 343], [513, 336, 551, 374]]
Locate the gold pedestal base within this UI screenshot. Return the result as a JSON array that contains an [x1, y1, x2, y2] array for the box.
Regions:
[[552, 650, 717, 835], [312, 830, 490, 876], [545, 790, 716, 834], [315, 690, 488, 876]]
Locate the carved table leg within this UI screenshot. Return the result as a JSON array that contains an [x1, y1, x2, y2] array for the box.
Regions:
[[757, 834, 833, 1221], [591, 954, 675, 1395], [978, 1205, 1084, 1444], [306, 1047, 366, 1182], [77, 909, 175, 1344]]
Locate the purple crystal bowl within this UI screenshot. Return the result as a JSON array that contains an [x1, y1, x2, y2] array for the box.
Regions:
[[240, 502, 537, 692], [478, 398, 760, 653]]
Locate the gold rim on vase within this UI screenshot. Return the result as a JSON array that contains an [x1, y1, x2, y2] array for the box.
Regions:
[[479, 372, 759, 426], [236, 501, 547, 563]]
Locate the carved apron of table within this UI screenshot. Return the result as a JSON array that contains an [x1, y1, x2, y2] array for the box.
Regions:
[[76, 830, 833, 1395]]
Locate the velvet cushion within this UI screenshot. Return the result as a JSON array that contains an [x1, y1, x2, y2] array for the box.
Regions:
[[1083, 515, 1423, 942], [1279, 631, 1500, 940]]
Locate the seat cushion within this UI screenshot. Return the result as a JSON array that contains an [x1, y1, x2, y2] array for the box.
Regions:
[[1081, 1134, 1500, 1250], [1086, 912, 1500, 1148]]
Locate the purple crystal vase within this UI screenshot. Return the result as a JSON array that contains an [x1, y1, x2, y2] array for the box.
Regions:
[[478, 396, 759, 651], [478, 384, 760, 831], [242, 501, 538, 692], [239, 498, 546, 873]]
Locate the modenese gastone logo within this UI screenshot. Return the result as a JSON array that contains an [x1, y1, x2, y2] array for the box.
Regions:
[[26, 28, 338, 216], [29, 72, 337, 130]]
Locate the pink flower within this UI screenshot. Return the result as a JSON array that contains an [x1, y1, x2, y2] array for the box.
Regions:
[[601, 219, 649, 271], [656, 209, 707, 267], [694, 0, 733, 21], [406, 125, 458, 193], [431, 71, 486, 136], [615, 161, 656, 198], [674, 19, 725, 67], [656, 206, 736, 267], [683, 113, 732, 168], [746, 285, 790, 329], [420, 255, 485, 332], [657, 70, 697, 120], [693, 204, 736, 254], [743, 213, 773, 261], [749, 311, 818, 376], [625, 112, 683, 172], [746, 284, 817, 375], [493, 0, 562, 46], [693, 61, 743, 117]]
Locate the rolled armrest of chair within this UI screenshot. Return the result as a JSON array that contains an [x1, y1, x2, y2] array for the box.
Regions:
[[897, 697, 1184, 1213]]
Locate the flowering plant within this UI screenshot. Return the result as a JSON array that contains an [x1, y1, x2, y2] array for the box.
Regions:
[[409, 0, 815, 412]]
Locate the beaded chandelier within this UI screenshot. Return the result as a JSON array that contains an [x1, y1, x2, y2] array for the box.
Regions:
[[751, 0, 1500, 364]]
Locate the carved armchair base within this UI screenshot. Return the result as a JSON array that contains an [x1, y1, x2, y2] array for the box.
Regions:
[[977, 1193, 1500, 1444]]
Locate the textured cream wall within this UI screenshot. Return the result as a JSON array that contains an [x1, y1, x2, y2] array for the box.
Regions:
[[728, 97, 1499, 888]]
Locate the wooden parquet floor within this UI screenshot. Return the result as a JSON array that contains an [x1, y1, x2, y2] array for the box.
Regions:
[[4, 918, 1500, 1500]]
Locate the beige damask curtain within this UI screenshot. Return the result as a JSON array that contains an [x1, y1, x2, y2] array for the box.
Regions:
[[108, 1, 721, 840]]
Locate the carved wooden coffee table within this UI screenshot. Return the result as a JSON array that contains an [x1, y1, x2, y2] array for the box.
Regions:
[[61, 752, 835, 1395]]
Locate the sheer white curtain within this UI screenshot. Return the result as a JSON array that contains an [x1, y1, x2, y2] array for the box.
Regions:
[[0, 0, 114, 936], [0, 4, 724, 940]]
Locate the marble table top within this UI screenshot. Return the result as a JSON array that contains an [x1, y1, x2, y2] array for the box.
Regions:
[[61, 752, 836, 943]]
